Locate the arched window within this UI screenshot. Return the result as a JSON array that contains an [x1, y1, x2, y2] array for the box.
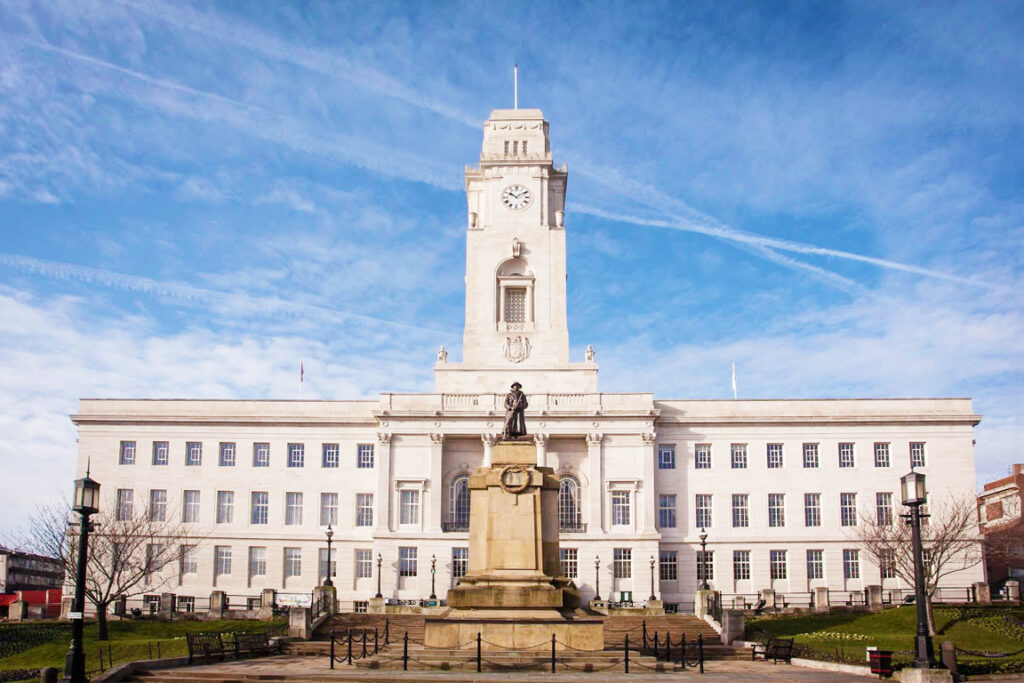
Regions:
[[558, 476, 582, 532], [449, 475, 470, 531]]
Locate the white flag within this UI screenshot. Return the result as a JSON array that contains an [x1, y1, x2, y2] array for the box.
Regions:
[[731, 363, 737, 400]]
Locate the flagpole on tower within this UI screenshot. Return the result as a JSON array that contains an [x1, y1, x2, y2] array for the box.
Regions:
[[514, 64, 518, 109], [731, 363, 738, 400], [299, 360, 304, 399]]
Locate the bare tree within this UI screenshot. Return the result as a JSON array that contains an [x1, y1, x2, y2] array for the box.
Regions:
[[854, 494, 983, 635], [19, 499, 200, 640]]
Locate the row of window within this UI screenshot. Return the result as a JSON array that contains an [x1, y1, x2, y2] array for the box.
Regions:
[[118, 441, 375, 468], [690, 548, 909, 583], [658, 442, 927, 470], [657, 492, 897, 529]]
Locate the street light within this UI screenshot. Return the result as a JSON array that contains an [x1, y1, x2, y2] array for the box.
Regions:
[[649, 555, 657, 601], [375, 553, 383, 599], [429, 554, 437, 600], [323, 525, 334, 587], [900, 470, 934, 669], [64, 473, 100, 683], [699, 527, 709, 590], [594, 555, 601, 601]]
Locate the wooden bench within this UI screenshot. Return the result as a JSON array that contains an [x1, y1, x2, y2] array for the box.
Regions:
[[233, 631, 279, 658], [186, 632, 231, 665], [751, 637, 794, 664]]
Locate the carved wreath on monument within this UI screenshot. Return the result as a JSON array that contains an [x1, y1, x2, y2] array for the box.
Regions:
[[499, 465, 530, 494], [503, 336, 531, 363]]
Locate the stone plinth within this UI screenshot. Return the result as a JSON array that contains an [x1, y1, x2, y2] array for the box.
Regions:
[[426, 441, 603, 651], [899, 667, 954, 682]]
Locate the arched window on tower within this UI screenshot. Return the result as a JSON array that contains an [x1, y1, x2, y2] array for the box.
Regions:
[[447, 475, 471, 532], [558, 475, 583, 533], [496, 257, 534, 331]]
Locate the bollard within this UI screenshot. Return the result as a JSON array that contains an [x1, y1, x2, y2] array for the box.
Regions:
[[654, 631, 659, 659], [157, 641, 161, 659], [551, 633, 556, 673], [680, 634, 687, 670], [385, 618, 390, 645], [329, 630, 335, 669], [361, 630, 367, 659], [698, 632, 704, 674], [39, 668, 59, 683], [347, 628, 353, 664], [374, 627, 379, 655], [665, 632, 671, 663], [477, 632, 482, 673], [642, 620, 648, 650], [624, 633, 630, 673], [403, 631, 409, 671], [98, 647, 104, 672], [940, 641, 959, 679]]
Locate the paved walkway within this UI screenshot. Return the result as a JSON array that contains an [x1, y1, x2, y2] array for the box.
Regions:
[[143, 654, 875, 680]]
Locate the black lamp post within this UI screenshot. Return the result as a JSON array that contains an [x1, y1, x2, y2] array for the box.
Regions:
[[699, 527, 709, 590], [375, 553, 383, 599], [63, 473, 100, 683], [901, 470, 935, 669], [429, 554, 437, 600], [649, 555, 657, 601], [323, 525, 334, 587], [593, 555, 601, 601]]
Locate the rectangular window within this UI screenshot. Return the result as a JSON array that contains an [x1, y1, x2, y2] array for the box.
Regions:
[[149, 490, 167, 522], [879, 549, 897, 579], [249, 547, 267, 577], [356, 493, 374, 527], [251, 491, 269, 525], [840, 492, 858, 527], [658, 445, 676, 470], [354, 600, 368, 613], [806, 549, 824, 580], [318, 548, 336, 582], [177, 596, 195, 613], [452, 548, 469, 579], [767, 443, 783, 469], [152, 441, 169, 466], [116, 489, 133, 521], [659, 550, 678, 581], [770, 549, 787, 580], [611, 491, 631, 526], [696, 550, 714, 582], [874, 442, 890, 468], [910, 442, 926, 468], [804, 493, 821, 527], [876, 492, 893, 526], [613, 548, 632, 579], [560, 548, 578, 579], [694, 444, 711, 469], [287, 443, 304, 468], [253, 443, 270, 467], [355, 549, 373, 578], [219, 442, 236, 467], [185, 441, 202, 466], [768, 493, 785, 527], [119, 441, 136, 465], [733, 550, 751, 580], [726, 494, 747, 528], [399, 490, 420, 525], [658, 494, 677, 528], [180, 545, 198, 575], [504, 287, 526, 323], [731, 443, 747, 469], [399, 547, 418, 577], [180, 490, 199, 523], [843, 549, 860, 579], [283, 548, 302, 578], [839, 442, 855, 468], [214, 546, 232, 576], [695, 494, 713, 528], [320, 492, 339, 526], [285, 492, 303, 526], [322, 443, 339, 468], [216, 491, 234, 524], [802, 443, 819, 468], [358, 444, 375, 468]]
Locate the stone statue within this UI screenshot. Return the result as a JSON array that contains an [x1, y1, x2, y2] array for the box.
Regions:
[[585, 344, 595, 361], [502, 382, 528, 440], [437, 345, 448, 362]]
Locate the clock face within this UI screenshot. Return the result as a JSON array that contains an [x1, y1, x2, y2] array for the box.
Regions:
[[502, 184, 532, 210]]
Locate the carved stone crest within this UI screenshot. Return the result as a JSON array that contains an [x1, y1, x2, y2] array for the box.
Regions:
[[503, 336, 531, 363]]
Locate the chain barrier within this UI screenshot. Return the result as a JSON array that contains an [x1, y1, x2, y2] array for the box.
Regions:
[[479, 636, 551, 650], [956, 646, 1024, 658], [553, 639, 606, 653]]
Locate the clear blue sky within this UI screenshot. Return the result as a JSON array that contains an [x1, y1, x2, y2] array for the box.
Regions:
[[0, 1, 1021, 531]]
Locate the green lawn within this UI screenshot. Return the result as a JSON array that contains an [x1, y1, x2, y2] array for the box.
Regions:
[[0, 618, 286, 682], [747, 605, 1024, 675]]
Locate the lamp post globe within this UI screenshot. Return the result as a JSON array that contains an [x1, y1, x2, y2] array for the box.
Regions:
[[64, 475, 100, 683], [323, 525, 334, 587], [900, 471, 935, 669]]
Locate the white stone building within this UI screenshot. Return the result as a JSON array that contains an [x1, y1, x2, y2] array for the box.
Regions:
[[71, 107, 984, 613]]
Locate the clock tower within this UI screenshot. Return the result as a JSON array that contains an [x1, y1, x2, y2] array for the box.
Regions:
[[434, 108, 597, 394]]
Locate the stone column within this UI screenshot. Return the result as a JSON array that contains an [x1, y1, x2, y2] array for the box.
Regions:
[[866, 585, 883, 611], [482, 433, 496, 467], [759, 588, 776, 610], [721, 610, 745, 646], [208, 591, 226, 619], [973, 581, 992, 605], [428, 433, 445, 533], [376, 432, 392, 532], [313, 585, 337, 617], [586, 433, 604, 532], [534, 433, 549, 468], [158, 593, 175, 619], [695, 589, 718, 618], [1006, 579, 1020, 601], [640, 432, 657, 533], [257, 588, 276, 619], [813, 586, 830, 613], [289, 607, 311, 640]]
